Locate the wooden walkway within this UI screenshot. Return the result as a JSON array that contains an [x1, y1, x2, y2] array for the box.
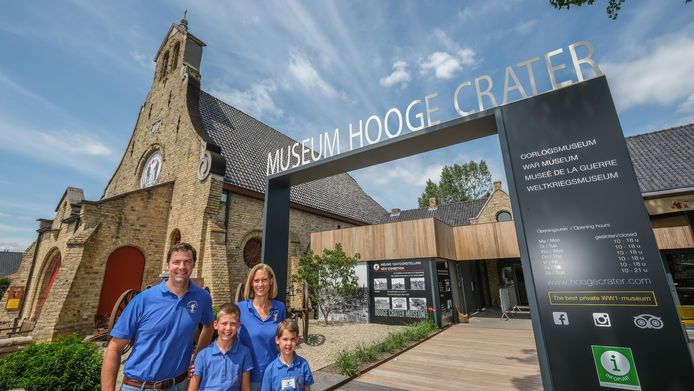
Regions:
[[335, 323, 543, 391]]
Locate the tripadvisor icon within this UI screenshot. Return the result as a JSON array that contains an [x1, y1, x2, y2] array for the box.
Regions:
[[591, 345, 641, 390]]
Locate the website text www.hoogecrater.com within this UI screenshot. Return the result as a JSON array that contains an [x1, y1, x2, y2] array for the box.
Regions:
[[547, 277, 652, 287]]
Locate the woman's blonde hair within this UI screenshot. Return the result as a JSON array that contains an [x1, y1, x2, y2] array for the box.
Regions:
[[243, 263, 278, 300]]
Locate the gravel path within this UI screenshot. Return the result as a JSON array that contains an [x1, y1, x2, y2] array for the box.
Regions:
[[295, 320, 406, 370]]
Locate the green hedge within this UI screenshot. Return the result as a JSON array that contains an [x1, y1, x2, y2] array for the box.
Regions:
[[0, 334, 102, 391], [336, 320, 438, 376]]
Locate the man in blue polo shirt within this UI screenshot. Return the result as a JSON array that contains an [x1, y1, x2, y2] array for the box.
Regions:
[[101, 242, 214, 391]]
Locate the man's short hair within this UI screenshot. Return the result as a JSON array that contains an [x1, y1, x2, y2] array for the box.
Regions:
[[167, 242, 197, 263], [216, 302, 241, 320], [276, 319, 299, 338]]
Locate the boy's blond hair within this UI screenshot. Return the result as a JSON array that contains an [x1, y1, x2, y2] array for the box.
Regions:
[[216, 302, 241, 320], [275, 319, 299, 338]]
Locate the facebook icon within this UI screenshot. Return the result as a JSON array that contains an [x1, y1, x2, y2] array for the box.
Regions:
[[553, 312, 569, 326]]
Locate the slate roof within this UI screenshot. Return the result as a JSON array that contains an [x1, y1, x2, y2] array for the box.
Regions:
[[382, 198, 489, 227], [625, 123, 694, 194], [0, 251, 22, 277], [198, 91, 386, 224]]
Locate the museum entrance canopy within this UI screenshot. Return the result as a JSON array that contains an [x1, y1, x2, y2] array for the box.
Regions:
[[262, 77, 694, 390]]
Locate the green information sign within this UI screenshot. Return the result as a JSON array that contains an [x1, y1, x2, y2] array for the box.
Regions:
[[591, 345, 641, 390]]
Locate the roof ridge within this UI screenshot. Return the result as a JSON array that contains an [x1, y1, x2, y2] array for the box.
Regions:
[[625, 122, 694, 140], [401, 196, 489, 213]]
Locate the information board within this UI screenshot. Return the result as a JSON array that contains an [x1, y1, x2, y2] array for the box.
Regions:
[[436, 262, 453, 326], [499, 77, 694, 390], [368, 259, 434, 325]]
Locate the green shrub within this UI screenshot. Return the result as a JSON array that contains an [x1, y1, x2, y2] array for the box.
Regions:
[[335, 320, 438, 376], [0, 277, 10, 299], [335, 349, 359, 377], [0, 334, 102, 391]]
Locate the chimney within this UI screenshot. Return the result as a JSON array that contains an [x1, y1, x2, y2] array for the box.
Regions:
[[428, 197, 438, 210], [493, 181, 502, 191], [390, 208, 401, 217]]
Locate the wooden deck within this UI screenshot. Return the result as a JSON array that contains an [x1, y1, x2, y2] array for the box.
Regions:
[[336, 323, 543, 391]]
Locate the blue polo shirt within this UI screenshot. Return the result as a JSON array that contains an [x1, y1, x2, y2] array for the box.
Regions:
[[111, 280, 214, 381], [260, 354, 314, 391], [193, 340, 254, 391], [237, 299, 286, 382]]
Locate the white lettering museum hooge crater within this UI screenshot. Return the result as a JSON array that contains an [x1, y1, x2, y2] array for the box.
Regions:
[[267, 41, 603, 176]]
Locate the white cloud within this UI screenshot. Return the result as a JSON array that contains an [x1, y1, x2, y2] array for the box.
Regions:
[[515, 19, 537, 35], [356, 160, 443, 188], [210, 80, 283, 119], [37, 130, 113, 157], [0, 121, 116, 178], [602, 32, 694, 110], [287, 51, 338, 98], [130, 51, 155, 72], [677, 93, 694, 113], [0, 223, 34, 233], [379, 61, 411, 89], [0, 70, 61, 112], [420, 49, 475, 80], [0, 240, 28, 252]]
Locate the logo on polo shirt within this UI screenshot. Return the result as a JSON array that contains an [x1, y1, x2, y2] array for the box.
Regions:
[[187, 300, 199, 314]]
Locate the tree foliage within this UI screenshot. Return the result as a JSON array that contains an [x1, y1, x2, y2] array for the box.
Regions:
[[0, 277, 10, 299], [549, 0, 691, 20], [0, 334, 102, 391], [293, 244, 359, 324], [417, 160, 492, 207]]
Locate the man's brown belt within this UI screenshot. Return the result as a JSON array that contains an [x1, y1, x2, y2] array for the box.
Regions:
[[122, 371, 188, 390]]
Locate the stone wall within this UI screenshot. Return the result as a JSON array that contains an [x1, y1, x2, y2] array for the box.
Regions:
[[470, 184, 512, 225]]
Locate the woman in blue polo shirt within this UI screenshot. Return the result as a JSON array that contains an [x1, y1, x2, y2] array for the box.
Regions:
[[237, 263, 286, 391]]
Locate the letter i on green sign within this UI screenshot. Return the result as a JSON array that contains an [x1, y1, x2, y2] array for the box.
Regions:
[[591, 345, 641, 390]]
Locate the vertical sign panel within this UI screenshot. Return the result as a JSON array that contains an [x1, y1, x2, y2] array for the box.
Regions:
[[436, 261, 453, 326], [498, 77, 694, 390]]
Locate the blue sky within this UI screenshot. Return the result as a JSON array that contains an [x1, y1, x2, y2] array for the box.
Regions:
[[1, 1, 693, 251]]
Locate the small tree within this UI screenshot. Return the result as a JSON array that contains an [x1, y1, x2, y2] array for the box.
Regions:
[[418, 160, 492, 207], [293, 244, 359, 325], [0, 277, 10, 299]]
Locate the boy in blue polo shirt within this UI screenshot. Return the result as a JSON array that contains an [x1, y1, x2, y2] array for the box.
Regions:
[[260, 319, 314, 391], [189, 303, 254, 391]]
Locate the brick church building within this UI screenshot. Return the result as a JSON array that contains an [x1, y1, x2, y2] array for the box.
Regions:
[[0, 19, 384, 340]]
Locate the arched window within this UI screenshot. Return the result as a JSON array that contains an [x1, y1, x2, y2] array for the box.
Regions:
[[171, 42, 180, 72], [496, 211, 512, 222], [243, 238, 262, 268], [160, 51, 169, 80]]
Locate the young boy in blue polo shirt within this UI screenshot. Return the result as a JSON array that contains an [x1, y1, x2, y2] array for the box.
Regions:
[[189, 303, 254, 391], [260, 319, 314, 391]]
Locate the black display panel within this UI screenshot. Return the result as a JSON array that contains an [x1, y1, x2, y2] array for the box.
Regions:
[[436, 261, 453, 327], [368, 259, 436, 325], [498, 77, 694, 390]]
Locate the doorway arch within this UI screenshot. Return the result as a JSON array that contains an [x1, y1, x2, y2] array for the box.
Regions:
[[96, 246, 145, 320], [32, 250, 62, 320]]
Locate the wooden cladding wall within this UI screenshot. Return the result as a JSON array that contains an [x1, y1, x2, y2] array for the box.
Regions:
[[653, 226, 694, 249], [311, 219, 439, 261], [311, 219, 693, 262], [311, 219, 520, 261], [453, 221, 520, 260]]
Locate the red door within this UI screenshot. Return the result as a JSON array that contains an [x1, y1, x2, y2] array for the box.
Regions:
[[97, 247, 145, 318]]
